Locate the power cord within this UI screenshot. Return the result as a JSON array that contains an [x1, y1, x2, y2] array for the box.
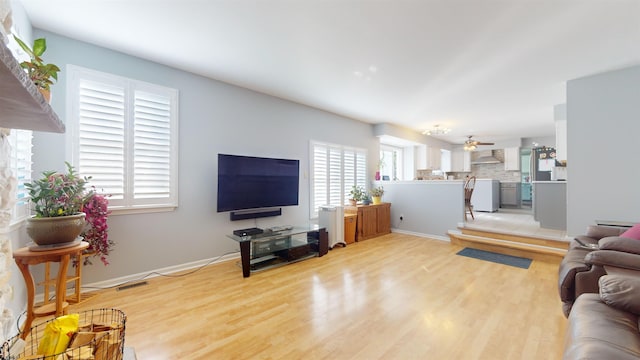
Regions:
[[81, 250, 240, 291]]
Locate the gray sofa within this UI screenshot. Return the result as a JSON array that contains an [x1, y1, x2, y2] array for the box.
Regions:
[[557, 225, 639, 316], [564, 275, 640, 359]]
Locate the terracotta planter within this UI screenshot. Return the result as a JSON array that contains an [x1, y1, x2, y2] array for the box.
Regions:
[[38, 88, 51, 103], [26, 213, 86, 246], [371, 196, 382, 205]]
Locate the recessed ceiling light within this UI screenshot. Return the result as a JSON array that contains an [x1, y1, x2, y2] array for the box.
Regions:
[[369, 65, 378, 73], [354, 71, 363, 77]]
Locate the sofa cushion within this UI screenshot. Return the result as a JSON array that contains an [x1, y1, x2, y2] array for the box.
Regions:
[[622, 223, 640, 240], [599, 236, 640, 254], [599, 275, 640, 315], [586, 225, 626, 240], [563, 293, 640, 360]]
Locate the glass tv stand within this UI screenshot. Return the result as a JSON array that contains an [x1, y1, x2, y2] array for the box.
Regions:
[[228, 225, 328, 277]]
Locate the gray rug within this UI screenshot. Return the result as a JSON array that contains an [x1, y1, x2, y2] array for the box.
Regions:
[[456, 248, 532, 269]]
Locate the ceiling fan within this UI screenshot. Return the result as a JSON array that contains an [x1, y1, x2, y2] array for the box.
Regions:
[[464, 136, 494, 151]]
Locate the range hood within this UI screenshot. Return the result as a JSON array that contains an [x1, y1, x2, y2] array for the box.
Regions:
[[471, 150, 501, 164]]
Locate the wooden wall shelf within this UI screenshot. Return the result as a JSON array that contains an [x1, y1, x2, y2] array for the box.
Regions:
[[0, 37, 65, 133]]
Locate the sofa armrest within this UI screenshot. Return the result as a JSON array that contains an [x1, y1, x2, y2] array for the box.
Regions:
[[599, 275, 640, 315], [586, 225, 626, 240], [585, 250, 640, 271], [599, 236, 640, 255]]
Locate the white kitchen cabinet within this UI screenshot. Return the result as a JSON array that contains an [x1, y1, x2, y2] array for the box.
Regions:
[[451, 150, 471, 172], [504, 147, 521, 171], [425, 146, 441, 170]]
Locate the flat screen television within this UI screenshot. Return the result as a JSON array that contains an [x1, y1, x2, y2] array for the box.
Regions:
[[217, 154, 300, 212]]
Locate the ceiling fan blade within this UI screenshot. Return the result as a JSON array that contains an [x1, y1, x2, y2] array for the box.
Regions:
[[476, 142, 495, 145]]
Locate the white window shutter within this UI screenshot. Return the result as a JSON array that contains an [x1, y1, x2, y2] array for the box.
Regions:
[[78, 79, 126, 202], [69, 65, 178, 211], [8, 129, 32, 222], [133, 90, 172, 201], [310, 141, 368, 219]]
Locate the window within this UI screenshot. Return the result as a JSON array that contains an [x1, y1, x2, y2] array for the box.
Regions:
[[379, 144, 403, 181], [67, 66, 179, 212], [6, 129, 33, 223], [310, 141, 367, 218]]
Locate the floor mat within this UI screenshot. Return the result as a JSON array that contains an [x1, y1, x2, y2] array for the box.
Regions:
[[456, 247, 532, 269]]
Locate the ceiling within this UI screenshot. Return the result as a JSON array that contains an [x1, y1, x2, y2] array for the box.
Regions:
[[18, 0, 640, 145]]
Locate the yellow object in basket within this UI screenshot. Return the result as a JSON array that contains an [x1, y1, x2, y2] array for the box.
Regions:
[[37, 313, 80, 356]]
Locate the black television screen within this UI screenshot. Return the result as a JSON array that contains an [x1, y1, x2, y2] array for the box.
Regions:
[[217, 154, 300, 212]]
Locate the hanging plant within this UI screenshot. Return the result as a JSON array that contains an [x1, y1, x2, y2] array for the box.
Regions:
[[82, 193, 113, 266]]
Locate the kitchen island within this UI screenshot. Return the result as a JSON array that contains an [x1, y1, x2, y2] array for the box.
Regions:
[[533, 181, 567, 230], [373, 180, 464, 240]]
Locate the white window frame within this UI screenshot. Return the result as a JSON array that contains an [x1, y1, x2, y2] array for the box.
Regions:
[[310, 141, 367, 219], [380, 144, 403, 181], [67, 65, 179, 214]]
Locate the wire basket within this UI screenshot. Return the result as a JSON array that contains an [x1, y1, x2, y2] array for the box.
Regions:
[[1, 308, 126, 360]]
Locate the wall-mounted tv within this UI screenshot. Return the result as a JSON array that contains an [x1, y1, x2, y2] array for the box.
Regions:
[[217, 154, 300, 213]]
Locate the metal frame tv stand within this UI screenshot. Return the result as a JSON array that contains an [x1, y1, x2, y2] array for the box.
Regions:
[[228, 225, 328, 277]]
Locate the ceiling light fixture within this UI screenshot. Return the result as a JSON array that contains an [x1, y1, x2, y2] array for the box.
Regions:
[[422, 124, 451, 136]]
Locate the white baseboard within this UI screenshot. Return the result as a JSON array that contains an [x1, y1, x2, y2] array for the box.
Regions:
[[33, 252, 240, 303], [391, 229, 450, 242]]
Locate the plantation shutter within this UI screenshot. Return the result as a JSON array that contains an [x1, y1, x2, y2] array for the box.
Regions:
[[310, 141, 368, 218], [133, 90, 172, 200], [328, 146, 342, 206], [8, 129, 32, 222], [69, 65, 178, 211], [312, 144, 328, 216], [78, 79, 126, 201]]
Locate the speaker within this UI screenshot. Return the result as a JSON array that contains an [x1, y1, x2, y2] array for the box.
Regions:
[[230, 208, 282, 221]]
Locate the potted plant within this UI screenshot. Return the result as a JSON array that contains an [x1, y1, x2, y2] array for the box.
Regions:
[[369, 186, 384, 204], [25, 163, 114, 265], [25, 162, 92, 246], [349, 185, 365, 206], [13, 35, 60, 101]]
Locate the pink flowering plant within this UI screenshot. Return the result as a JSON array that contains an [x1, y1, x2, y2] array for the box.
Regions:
[[82, 193, 113, 266]]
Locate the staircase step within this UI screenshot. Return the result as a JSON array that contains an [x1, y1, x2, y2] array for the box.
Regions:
[[448, 230, 567, 263], [460, 227, 570, 250]]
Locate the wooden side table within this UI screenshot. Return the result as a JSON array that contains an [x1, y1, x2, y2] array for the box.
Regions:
[[13, 241, 89, 339]]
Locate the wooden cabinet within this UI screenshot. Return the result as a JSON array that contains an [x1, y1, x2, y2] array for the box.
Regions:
[[504, 147, 521, 171], [345, 203, 391, 241]]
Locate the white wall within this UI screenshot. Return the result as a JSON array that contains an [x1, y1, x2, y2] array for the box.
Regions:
[[566, 65, 640, 235], [27, 30, 379, 287]]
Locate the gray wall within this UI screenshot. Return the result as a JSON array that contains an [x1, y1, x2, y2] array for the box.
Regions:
[[376, 181, 464, 239], [566, 65, 640, 235], [29, 30, 379, 285]]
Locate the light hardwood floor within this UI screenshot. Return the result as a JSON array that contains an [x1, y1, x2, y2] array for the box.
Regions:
[[57, 233, 566, 359]]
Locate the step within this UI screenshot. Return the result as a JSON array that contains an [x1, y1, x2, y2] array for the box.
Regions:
[[460, 227, 570, 250], [448, 230, 567, 263]]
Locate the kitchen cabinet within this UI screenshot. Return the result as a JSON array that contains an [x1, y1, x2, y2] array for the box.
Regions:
[[426, 146, 441, 170], [504, 147, 521, 171], [451, 150, 471, 172], [345, 203, 391, 241], [500, 182, 522, 207]]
